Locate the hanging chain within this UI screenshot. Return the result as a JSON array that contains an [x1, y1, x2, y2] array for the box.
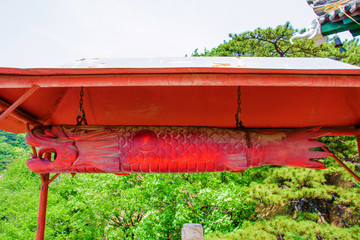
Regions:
[[235, 86, 244, 129], [235, 86, 251, 148], [76, 87, 88, 125]]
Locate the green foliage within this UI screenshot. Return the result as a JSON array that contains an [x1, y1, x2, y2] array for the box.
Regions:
[[205, 216, 360, 240], [0, 156, 39, 240], [50, 173, 254, 239], [0, 158, 254, 239], [319, 136, 359, 163], [245, 164, 360, 224], [194, 22, 324, 57], [193, 22, 360, 66], [2, 156, 359, 239], [0, 130, 29, 170]]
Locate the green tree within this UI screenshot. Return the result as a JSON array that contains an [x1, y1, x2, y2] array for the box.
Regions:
[[0, 157, 254, 239], [193, 22, 360, 238], [193, 22, 360, 66], [0, 130, 29, 170]]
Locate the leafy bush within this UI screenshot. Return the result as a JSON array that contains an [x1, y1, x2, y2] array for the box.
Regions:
[[205, 216, 360, 240], [1, 158, 255, 239], [0, 130, 29, 170]]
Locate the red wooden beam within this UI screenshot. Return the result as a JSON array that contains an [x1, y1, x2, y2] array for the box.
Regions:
[[0, 71, 359, 88], [0, 66, 359, 76], [0, 85, 40, 122], [0, 98, 41, 125]]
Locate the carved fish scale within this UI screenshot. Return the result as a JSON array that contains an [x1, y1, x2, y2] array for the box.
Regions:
[[25, 125, 332, 173]]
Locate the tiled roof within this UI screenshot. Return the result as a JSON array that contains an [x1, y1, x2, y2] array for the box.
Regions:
[[308, 0, 360, 23]]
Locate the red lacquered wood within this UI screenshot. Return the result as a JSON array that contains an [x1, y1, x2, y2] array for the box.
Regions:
[[26, 125, 332, 173], [36, 173, 49, 240]]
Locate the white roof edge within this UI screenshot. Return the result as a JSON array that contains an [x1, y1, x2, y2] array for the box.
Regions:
[[60, 57, 360, 70]]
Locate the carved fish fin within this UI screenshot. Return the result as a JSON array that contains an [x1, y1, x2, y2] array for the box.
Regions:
[[223, 153, 248, 170]]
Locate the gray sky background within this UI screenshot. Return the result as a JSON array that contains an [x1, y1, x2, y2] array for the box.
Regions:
[[0, 0, 355, 68]]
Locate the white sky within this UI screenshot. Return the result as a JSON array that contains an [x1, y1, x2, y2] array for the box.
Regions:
[[0, 0, 355, 68]]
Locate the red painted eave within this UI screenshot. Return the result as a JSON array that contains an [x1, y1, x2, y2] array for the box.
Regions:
[[1, 67, 360, 75], [0, 67, 359, 88], [1, 57, 360, 133]]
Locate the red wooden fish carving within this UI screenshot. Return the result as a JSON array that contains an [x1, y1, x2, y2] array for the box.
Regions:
[[25, 126, 331, 173]]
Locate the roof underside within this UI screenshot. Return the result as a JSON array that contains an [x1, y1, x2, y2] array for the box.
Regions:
[[0, 57, 360, 133]]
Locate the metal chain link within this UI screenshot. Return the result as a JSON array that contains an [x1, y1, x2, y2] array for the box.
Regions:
[[76, 87, 88, 125], [235, 86, 251, 148], [235, 86, 244, 128]]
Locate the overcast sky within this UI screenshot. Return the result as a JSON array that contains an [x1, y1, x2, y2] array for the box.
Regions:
[[0, 0, 355, 68]]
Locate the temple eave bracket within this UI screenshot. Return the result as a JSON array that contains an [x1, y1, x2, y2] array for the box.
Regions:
[[0, 84, 41, 126]]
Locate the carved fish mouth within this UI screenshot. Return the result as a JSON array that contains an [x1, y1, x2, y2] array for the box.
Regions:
[[28, 146, 57, 162], [26, 128, 59, 162]]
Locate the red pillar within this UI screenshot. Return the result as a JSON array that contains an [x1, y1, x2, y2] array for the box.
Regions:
[[36, 173, 50, 240]]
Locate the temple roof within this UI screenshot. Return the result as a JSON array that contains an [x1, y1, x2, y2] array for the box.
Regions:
[[308, 0, 360, 23], [0, 57, 360, 133], [60, 57, 359, 70]]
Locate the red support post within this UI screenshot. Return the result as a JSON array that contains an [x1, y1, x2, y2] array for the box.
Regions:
[[35, 150, 60, 240], [36, 173, 50, 240]]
